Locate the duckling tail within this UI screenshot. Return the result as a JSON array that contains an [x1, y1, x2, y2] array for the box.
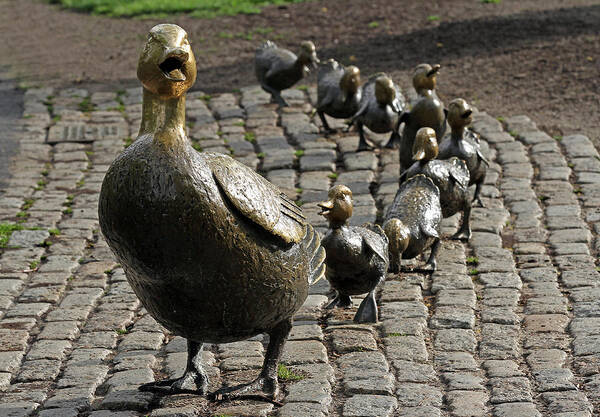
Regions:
[[257, 40, 277, 51], [305, 224, 326, 285], [354, 290, 378, 323]]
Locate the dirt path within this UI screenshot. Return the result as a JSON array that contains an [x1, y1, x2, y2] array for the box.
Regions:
[[1, 0, 598, 142]]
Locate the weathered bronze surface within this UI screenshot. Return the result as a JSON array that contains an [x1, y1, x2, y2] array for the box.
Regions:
[[400, 127, 472, 240], [316, 59, 362, 134], [255, 40, 319, 107], [438, 98, 489, 207], [397, 63, 447, 170], [350, 73, 404, 152], [383, 174, 442, 272], [98, 24, 325, 400], [318, 185, 389, 323]]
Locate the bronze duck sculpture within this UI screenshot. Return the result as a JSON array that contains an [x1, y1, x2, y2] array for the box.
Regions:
[[255, 40, 319, 107], [397, 64, 447, 170], [317, 185, 389, 323], [399, 127, 472, 240], [98, 24, 325, 400], [383, 174, 442, 273], [316, 59, 362, 134], [438, 98, 489, 207], [350, 73, 404, 152]]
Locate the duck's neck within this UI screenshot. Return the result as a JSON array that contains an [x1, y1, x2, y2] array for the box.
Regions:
[[417, 88, 434, 98], [328, 220, 348, 230], [451, 126, 465, 140], [139, 88, 187, 148]]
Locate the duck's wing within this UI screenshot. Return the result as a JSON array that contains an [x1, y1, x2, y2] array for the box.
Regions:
[[360, 223, 389, 262], [448, 157, 470, 190], [210, 154, 306, 244]]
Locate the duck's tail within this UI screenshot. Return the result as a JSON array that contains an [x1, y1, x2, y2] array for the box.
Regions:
[[305, 224, 326, 285], [257, 40, 277, 51]]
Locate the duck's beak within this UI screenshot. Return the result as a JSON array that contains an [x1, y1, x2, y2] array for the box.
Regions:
[[159, 47, 188, 82], [317, 200, 334, 216], [427, 64, 441, 77], [462, 109, 473, 119]]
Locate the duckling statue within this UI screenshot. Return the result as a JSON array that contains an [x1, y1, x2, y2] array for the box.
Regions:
[[316, 59, 362, 134], [383, 174, 442, 273], [396, 64, 447, 170], [400, 127, 472, 240], [317, 185, 388, 323], [349, 73, 404, 152], [255, 40, 319, 107], [438, 98, 489, 207], [99, 24, 326, 401]]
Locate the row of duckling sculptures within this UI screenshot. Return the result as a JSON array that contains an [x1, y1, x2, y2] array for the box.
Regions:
[[99, 25, 488, 403]]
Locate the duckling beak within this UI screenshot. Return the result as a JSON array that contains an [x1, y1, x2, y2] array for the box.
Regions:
[[159, 47, 188, 82], [462, 109, 473, 119], [427, 65, 441, 77], [317, 200, 334, 216]]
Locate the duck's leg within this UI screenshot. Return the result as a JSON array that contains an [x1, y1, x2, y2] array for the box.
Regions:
[[422, 238, 441, 272], [139, 339, 208, 394], [260, 83, 289, 107], [356, 122, 374, 152], [326, 292, 353, 309], [354, 289, 378, 323], [318, 110, 336, 134], [452, 200, 472, 241], [472, 181, 485, 207], [212, 318, 292, 402], [384, 120, 401, 149]]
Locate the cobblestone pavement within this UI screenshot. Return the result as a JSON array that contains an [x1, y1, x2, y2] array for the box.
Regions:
[[0, 83, 599, 417]]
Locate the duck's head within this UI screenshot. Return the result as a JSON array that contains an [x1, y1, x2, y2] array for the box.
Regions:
[[412, 127, 439, 162], [298, 41, 319, 68], [448, 98, 473, 130], [318, 185, 353, 225], [137, 24, 196, 99], [340, 66, 361, 96], [413, 63, 440, 91], [375, 75, 397, 106], [383, 218, 410, 258]]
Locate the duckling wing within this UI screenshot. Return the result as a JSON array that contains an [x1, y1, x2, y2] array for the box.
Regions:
[[360, 224, 389, 262], [210, 154, 306, 244], [448, 158, 470, 190]]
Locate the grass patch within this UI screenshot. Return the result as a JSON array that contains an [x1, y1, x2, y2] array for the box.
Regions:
[[468, 268, 479, 276], [387, 332, 407, 337], [0, 223, 24, 248], [294, 149, 305, 157], [328, 173, 338, 179], [47, 0, 311, 18], [49, 228, 61, 236], [78, 97, 95, 113], [368, 21, 379, 28], [466, 256, 479, 266], [277, 363, 303, 381], [427, 15, 440, 21], [244, 132, 256, 143]]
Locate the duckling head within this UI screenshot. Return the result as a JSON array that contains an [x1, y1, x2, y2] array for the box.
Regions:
[[375, 75, 396, 106], [413, 63, 440, 92], [137, 24, 196, 99], [383, 218, 410, 271], [340, 66, 361, 96], [318, 185, 353, 226], [298, 41, 320, 68], [412, 127, 439, 162], [447, 98, 473, 130]]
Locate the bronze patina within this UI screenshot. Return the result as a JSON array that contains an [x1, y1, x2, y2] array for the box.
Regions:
[[318, 185, 389, 323], [255, 40, 319, 107], [350, 73, 404, 152], [400, 127, 472, 240], [438, 98, 489, 207], [316, 59, 362, 134], [397, 64, 447, 170], [383, 174, 442, 272], [98, 24, 325, 400]]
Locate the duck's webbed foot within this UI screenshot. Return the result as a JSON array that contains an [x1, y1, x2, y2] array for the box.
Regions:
[[326, 293, 353, 309], [140, 340, 208, 394], [451, 227, 471, 241], [354, 290, 378, 323], [211, 319, 292, 403], [262, 84, 289, 108]]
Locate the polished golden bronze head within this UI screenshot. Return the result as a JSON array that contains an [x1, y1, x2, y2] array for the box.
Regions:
[[137, 24, 197, 98], [384, 218, 410, 257], [340, 65, 361, 95], [318, 185, 353, 224], [375, 75, 396, 105], [299, 41, 319, 67], [413, 127, 439, 161], [413, 63, 440, 91], [447, 98, 473, 129]]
